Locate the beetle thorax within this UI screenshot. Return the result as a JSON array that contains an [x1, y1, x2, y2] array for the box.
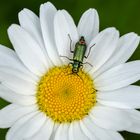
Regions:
[[72, 61, 81, 73]]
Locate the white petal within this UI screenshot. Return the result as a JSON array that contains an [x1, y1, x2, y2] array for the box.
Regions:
[[0, 66, 37, 84], [54, 124, 69, 140], [49, 123, 60, 140], [40, 2, 62, 65], [97, 85, 140, 109], [68, 123, 75, 140], [94, 61, 140, 91], [108, 132, 124, 140], [0, 85, 36, 105], [0, 104, 37, 128], [83, 116, 124, 140], [54, 10, 79, 63], [114, 33, 139, 63], [86, 28, 119, 73], [6, 112, 46, 140], [78, 8, 99, 44], [8, 24, 49, 76], [68, 121, 89, 140], [28, 118, 54, 140], [94, 33, 140, 78], [0, 45, 24, 71], [0, 45, 37, 81], [126, 110, 140, 134], [19, 8, 52, 65], [0, 66, 36, 95], [79, 121, 97, 139], [19, 9, 43, 51], [90, 105, 132, 131]]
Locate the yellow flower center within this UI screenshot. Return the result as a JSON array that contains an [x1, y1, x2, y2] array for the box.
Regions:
[[36, 65, 96, 123]]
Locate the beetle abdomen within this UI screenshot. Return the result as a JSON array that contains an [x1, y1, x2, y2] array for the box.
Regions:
[[73, 44, 86, 62]]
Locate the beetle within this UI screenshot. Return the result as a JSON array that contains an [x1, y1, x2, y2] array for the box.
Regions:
[[70, 36, 95, 74], [60, 35, 95, 74], [71, 36, 87, 73]]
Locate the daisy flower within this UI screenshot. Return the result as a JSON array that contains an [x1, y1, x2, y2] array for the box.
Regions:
[[0, 1, 140, 140]]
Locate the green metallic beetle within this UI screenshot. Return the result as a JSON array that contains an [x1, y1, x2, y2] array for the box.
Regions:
[[70, 36, 95, 74], [71, 36, 86, 73], [60, 35, 95, 74]]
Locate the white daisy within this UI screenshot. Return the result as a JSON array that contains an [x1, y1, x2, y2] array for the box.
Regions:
[[0, 1, 140, 140]]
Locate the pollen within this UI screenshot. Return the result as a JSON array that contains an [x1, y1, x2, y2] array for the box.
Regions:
[[36, 65, 96, 123]]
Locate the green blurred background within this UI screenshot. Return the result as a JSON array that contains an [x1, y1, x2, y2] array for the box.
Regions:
[[0, 0, 140, 139]]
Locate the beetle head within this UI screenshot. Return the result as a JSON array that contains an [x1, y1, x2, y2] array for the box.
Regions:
[[79, 36, 86, 45]]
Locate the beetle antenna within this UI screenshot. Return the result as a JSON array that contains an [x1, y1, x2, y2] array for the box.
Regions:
[[68, 34, 74, 53], [84, 43, 95, 58]]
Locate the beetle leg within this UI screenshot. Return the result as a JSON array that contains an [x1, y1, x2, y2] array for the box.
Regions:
[[82, 62, 93, 67], [84, 43, 95, 58], [77, 74, 84, 82], [80, 64, 83, 69], [92, 88, 97, 93], [68, 62, 73, 67], [68, 34, 74, 53], [60, 55, 73, 61]]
